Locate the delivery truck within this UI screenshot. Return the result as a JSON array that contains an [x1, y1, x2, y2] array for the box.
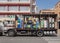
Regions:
[[0, 14, 57, 37]]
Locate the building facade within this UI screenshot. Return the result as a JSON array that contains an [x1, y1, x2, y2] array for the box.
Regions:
[[40, 1, 60, 19], [0, 0, 36, 14], [40, 9, 55, 14], [54, 1, 60, 20], [0, 0, 37, 25], [54, 1, 60, 29], [40, 1, 60, 29]]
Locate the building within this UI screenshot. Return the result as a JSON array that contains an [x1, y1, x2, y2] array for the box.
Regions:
[[54, 1, 60, 20], [40, 1, 60, 19], [0, 0, 36, 14], [35, 6, 39, 14], [40, 1, 60, 29], [0, 0, 37, 27], [54, 1, 60, 29], [40, 9, 55, 14], [54, 1, 60, 16]]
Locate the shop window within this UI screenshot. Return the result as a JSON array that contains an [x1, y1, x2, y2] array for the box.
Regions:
[[7, 15, 15, 18]]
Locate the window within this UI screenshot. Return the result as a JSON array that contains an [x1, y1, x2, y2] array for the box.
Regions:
[[4, 20, 15, 26], [9, 6, 18, 11], [0, 6, 7, 11], [32, 8, 35, 12], [20, 0, 30, 2], [20, 6, 30, 12], [0, 0, 7, 2], [9, 0, 19, 2], [7, 15, 15, 18], [42, 12, 46, 14]]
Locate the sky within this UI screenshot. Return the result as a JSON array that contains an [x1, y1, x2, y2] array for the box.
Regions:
[[36, 0, 60, 10]]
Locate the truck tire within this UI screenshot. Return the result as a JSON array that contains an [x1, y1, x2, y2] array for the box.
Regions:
[[0, 32, 3, 36], [37, 31, 43, 37], [7, 30, 16, 37]]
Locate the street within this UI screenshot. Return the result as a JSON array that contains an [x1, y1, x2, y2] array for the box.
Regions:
[[0, 35, 48, 43], [0, 35, 60, 43], [42, 30, 60, 43], [42, 36, 60, 43], [0, 30, 60, 43]]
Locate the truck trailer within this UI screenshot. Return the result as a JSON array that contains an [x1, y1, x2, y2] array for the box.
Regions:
[[0, 14, 57, 37]]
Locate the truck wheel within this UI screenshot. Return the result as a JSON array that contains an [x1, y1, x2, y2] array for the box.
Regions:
[[7, 30, 16, 37], [37, 31, 43, 37], [0, 32, 3, 36]]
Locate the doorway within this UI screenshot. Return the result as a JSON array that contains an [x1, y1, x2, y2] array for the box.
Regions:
[[59, 21, 60, 29]]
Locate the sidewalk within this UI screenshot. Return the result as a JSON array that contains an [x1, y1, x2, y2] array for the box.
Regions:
[[57, 29, 60, 36]]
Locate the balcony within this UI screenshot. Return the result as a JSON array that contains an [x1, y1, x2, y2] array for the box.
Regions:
[[0, 2, 30, 6], [0, 5, 31, 14], [0, 0, 30, 6], [0, 11, 30, 14]]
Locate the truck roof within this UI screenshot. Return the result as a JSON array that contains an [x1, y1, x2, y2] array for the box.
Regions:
[[0, 14, 57, 17]]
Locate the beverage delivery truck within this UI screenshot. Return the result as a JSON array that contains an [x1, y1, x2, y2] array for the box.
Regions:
[[0, 14, 57, 37]]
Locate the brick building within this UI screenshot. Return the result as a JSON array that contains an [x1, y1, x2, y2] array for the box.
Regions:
[[54, 1, 60, 29], [40, 1, 60, 29], [40, 9, 55, 14]]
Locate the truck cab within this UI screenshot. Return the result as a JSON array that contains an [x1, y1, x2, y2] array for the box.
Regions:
[[0, 21, 4, 36]]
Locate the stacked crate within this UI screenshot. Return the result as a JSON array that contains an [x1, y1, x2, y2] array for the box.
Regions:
[[40, 18, 48, 28], [24, 16, 40, 29], [49, 17, 55, 28], [24, 16, 33, 29], [16, 15, 23, 29]]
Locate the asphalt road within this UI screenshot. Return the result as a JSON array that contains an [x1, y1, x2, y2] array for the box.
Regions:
[[42, 36, 60, 43], [0, 35, 48, 43], [0, 35, 60, 43]]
